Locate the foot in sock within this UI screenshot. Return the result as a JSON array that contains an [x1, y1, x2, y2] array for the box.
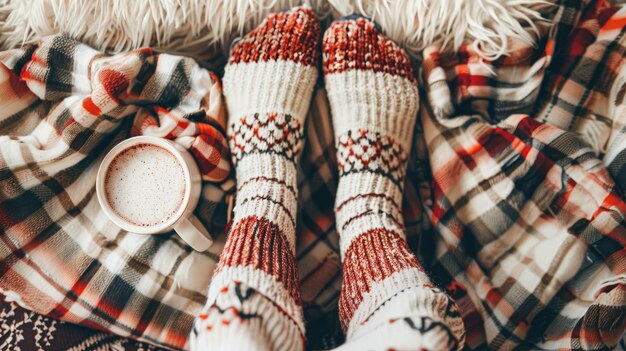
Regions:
[[323, 17, 466, 350], [191, 8, 320, 351]]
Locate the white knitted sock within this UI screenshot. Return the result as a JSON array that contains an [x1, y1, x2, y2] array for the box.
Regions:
[[323, 17, 466, 351], [190, 8, 320, 351]]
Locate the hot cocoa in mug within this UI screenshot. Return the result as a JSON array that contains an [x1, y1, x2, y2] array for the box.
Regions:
[[96, 136, 213, 251]]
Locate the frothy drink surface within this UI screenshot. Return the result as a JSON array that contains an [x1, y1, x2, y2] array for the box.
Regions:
[[105, 144, 186, 227]]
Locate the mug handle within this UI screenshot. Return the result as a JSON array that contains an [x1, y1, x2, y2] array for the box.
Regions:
[[174, 215, 213, 251]]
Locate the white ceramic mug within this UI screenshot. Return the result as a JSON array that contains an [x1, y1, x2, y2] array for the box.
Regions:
[[96, 136, 213, 251]]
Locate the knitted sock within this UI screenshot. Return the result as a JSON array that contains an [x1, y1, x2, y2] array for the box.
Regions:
[[191, 8, 320, 351], [323, 18, 466, 350]]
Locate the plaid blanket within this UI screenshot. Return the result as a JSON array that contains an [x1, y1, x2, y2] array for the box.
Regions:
[[0, 36, 233, 350], [417, 1, 626, 349], [1, 1, 626, 350]]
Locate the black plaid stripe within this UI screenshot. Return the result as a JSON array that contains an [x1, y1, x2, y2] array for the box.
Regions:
[[154, 57, 192, 108], [549, 0, 589, 55], [0, 100, 53, 135], [44, 35, 79, 100], [608, 146, 626, 194]]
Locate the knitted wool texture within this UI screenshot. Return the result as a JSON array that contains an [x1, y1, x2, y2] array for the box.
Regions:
[[190, 8, 320, 351], [323, 18, 466, 350]]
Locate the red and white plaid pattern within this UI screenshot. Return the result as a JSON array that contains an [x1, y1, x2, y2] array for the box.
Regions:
[[2, 1, 626, 350], [0, 35, 232, 350]]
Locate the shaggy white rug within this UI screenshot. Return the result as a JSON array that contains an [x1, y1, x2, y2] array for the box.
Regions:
[[0, 0, 553, 61]]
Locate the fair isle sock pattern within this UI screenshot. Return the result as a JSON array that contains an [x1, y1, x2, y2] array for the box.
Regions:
[[323, 18, 466, 350], [191, 8, 320, 351]]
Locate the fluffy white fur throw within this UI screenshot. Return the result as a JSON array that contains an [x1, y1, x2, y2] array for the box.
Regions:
[[0, 0, 552, 61]]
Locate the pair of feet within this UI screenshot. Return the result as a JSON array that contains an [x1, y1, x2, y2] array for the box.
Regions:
[[192, 8, 465, 351]]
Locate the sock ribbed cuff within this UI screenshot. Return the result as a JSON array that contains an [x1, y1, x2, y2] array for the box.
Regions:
[[339, 230, 430, 330], [224, 63, 318, 124]]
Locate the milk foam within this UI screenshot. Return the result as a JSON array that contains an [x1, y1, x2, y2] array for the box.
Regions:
[[105, 144, 187, 227]]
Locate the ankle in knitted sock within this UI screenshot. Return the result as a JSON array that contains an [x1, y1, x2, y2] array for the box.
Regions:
[[191, 8, 321, 351], [323, 17, 465, 350]]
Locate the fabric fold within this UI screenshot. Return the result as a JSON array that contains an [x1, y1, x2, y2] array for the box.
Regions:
[[0, 35, 232, 350], [418, 2, 626, 349]]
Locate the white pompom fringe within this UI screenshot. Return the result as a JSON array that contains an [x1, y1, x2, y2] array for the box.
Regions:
[[0, 0, 332, 61], [328, 0, 554, 60], [0, 0, 552, 61]]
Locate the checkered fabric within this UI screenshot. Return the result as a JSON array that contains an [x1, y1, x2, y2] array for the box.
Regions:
[[2, 1, 626, 350], [416, 0, 626, 349], [0, 35, 233, 350]]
